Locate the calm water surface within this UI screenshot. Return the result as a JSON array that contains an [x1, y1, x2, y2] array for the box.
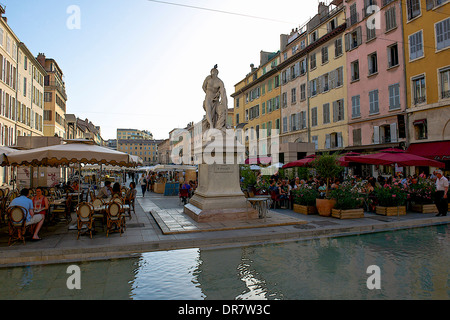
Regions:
[[1, 225, 449, 300]]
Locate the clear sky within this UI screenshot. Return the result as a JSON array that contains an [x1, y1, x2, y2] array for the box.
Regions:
[[3, 0, 319, 140]]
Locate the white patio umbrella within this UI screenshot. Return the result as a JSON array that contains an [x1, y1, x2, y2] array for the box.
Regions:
[[3, 141, 138, 202]]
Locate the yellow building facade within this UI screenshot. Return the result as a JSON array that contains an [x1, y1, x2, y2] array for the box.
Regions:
[[37, 54, 67, 138], [403, 0, 450, 146], [232, 52, 282, 158], [307, 1, 348, 152]]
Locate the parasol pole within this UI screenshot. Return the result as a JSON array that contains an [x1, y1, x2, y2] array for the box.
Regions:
[[78, 162, 81, 204]]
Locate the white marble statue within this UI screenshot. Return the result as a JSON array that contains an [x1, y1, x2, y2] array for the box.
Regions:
[[202, 65, 228, 131]]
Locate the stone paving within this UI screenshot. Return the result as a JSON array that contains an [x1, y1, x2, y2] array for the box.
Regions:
[[0, 191, 449, 268]]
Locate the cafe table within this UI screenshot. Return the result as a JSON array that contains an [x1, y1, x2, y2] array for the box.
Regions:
[[246, 195, 271, 220]]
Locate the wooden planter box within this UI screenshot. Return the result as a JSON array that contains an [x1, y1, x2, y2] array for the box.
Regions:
[[411, 203, 438, 213], [376, 206, 406, 216], [331, 208, 364, 219], [293, 204, 317, 215]]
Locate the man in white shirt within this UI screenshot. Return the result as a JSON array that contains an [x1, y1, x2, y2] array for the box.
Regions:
[[435, 170, 448, 217]]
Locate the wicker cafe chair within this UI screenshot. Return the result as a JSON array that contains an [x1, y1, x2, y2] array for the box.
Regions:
[[92, 198, 106, 230], [7, 206, 34, 246], [106, 201, 123, 237], [76, 202, 94, 240]]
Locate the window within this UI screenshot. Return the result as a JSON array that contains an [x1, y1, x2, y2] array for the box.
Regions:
[[323, 103, 330, 124], [322, 46, 328, 64], [345, 26, 362, 51], [366, 24, 376, 41], [351, 60, 359, 81], [44, 110, 52, 121], [409, 31, 424, 60], [336, 67, 344, 87], [414, 119, 428, 140], [368, 52, 378, 75], [353, 129, 362, 146], [352, 95, 361, 118], [407, 0, 421, 20], [300, 84, 306, 100], [282, 92, 288, 107], [440, 68, 450, 99], [369, 90, 379, 114], [290, 113, 297, 131], [274, 75, 280, 88], [333, 100, 344, 122], [300, 59, 307, 75], [349, 3, 358, 26], [310, 30, 318, 43], [283, 117, 288, 133], [435, 18, 450, 50], [427, 0, 449, 10], [311, 107, 318, 127], [310, 79, 318, 96], [335, 38, 343, 57], [388, 43, 399, 68], [389, 83, 401, 109], [312, 136, 319, 150], [412, 76, 426, 105], [385, 6, 397, 32], [310, 53, 317, 69], [291, 88, 297, 103]]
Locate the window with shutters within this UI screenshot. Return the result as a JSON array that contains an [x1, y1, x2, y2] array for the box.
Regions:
[[333, 100, 344, 122], [291, 87, 297, 103], [311, 107, 318, 127], [345, 27, 362, 51], [323, 103, 330, 124], [322, 46, 328, 64], [352, 95, 361, 118], [310, 53, 316, 69], [312, 136, 318, 150], [300, 84, 306, 101], [335, 38, 343, 57], [409, 30, 423, 60], [389, 83, 401, 109], [369, 90, 379, 114], [435, 17, 450, 51], [366, 24, 376, 41], [385, 6, 397, 32], [283, 117, 288, 133], [353, 129, 362, 146]]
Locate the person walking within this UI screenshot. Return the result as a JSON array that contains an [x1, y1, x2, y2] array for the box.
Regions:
[[435, 170, 448, 217], [139, 174, 147, 197]]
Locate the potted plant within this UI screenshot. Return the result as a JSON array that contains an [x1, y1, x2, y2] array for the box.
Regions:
[[408, 178, 437, 213], [293, 185, 319, 215], [311, 153, 343, 216], [240, 165, 257, 194], [330, 182, 365, 219], [374, 182, 408, 216]]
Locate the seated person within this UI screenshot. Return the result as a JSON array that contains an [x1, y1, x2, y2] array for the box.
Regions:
[[112, 182, 121, 197], [72, 181, 79, 191], [32, 187, 49, 216], [125, 182, 137, 205], [97, 180, 112, 199], [9, 188, 44, 240]]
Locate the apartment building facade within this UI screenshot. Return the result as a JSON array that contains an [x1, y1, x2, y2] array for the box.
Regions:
[[232, 51, 282, 160], [117, 139, 161, 165], [117, 128, 153, 140], [37, 53, 67, 138], [403, 0, 450, 163], [345, 0, 407, 151], [307, 1, 348, 153]]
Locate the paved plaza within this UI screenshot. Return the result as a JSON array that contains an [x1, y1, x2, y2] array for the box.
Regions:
[[0, 192, 449, 268]]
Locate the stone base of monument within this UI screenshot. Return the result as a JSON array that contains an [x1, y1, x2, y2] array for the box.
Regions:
[[183, 163, 258, 223]]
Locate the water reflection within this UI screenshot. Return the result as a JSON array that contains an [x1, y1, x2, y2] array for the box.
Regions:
[[0, 225, 449, 299]]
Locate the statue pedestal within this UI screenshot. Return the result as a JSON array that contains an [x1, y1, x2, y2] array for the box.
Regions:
[[184, 142, 257, 222]]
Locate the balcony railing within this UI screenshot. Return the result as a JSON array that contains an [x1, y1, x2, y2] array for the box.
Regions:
[[414, 96, 426, 105]]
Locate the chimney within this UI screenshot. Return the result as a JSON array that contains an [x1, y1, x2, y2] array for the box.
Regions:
[[37, 53, 46, 68]]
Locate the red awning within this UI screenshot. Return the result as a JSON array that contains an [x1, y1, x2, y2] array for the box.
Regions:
[[407, 141, 450, 161]]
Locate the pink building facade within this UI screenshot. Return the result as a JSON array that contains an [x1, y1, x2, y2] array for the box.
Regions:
[[345, 0, 407, 150]]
